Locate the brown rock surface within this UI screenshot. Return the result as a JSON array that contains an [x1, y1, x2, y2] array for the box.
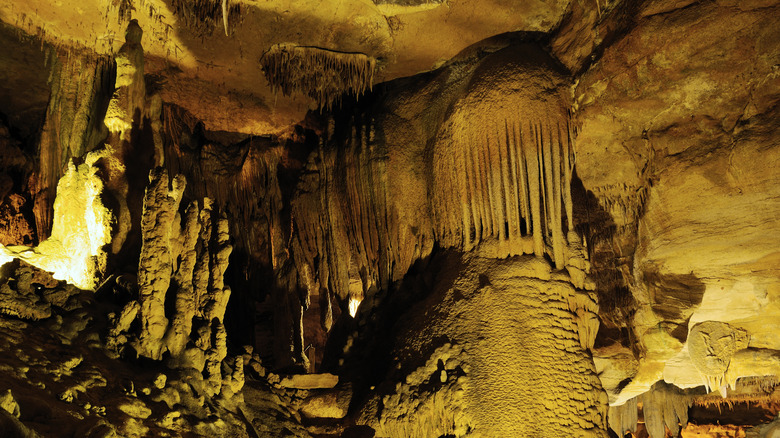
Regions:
[[567, 0, 780, 414], [0, 0, 571, 135], [0, 0, 778, 436]]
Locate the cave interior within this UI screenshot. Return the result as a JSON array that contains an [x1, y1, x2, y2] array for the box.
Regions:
[[0, 0, 779, 437]]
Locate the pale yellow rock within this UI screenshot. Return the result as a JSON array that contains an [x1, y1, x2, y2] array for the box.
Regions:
[[153, 373, 167, 390], [364, 255, 608, 437], [2, 151, 113, 290], [278, 373, 339, 389], [165, 201, 201, 358], [136, 168, 185, 360], [0, 389, 20, 418], [117, 397, 152, 419], [300, 386, 352, 419], [105, 20, 145, 138]]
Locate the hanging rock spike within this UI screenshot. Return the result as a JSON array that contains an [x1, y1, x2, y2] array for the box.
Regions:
[[259, 43, 376, 110]]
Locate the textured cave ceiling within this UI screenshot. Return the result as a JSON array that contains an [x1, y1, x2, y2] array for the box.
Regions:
[[0, 0, 779, 437], [0, 0, 570, 135]]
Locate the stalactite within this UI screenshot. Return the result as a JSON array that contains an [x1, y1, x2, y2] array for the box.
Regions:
[[608, 383, 694, 438], [562, 122, 574, 233], [221, 0, 229, 36], [259, 44, 376, 111], [427, 44, 576, 268], [169, 0, 243, 37], [536, 125, 549, 244], [470, 133, 488, 242], [641, 382, 693, 438], [525, 125, 544, 257], [515, 123, 530, 237], [462, 139, 473, 243], [478, 133, 494, 238], [550, 124, 565, 269], [607, 398, 638, 436], [689, 321, 750, 396], [504, 120, 524, 242]]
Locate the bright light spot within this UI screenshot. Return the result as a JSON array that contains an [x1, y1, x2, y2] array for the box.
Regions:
[[348, 297, 362, 317], [0, 245, 15, 274], [1, 156, 112, 290]]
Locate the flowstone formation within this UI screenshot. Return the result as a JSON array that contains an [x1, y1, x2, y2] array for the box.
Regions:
[[431, 44, 576, 266], [355, 255, 606, 437], [281, 41, 607, 436]]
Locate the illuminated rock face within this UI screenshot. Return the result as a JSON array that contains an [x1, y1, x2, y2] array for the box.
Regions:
[[361, 255, 608, 437], [431, 44, 574, 263], [1, 151, 113, 290], [278, 42, 611, 436]]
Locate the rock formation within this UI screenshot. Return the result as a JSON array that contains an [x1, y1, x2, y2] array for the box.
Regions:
[[0, 0, 778, 436], [260, 44, 377, 110]]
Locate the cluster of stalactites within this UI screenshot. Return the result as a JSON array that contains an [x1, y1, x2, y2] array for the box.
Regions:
[[170, 0, 243, 36], [260, 43, 376, 111], [608, 382, 692, 438], [433, 118, 575, 269]]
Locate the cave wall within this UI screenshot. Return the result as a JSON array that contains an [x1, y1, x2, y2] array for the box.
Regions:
[[558, 0, 780, 412], [0, 0, 778, 436]]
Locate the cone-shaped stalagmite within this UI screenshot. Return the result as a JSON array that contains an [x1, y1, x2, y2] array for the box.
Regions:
[[136, 168, 185, 360]]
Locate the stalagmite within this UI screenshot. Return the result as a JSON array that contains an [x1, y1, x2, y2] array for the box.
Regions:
[[105, 20, 145, 138], [35, 52, 113, 239], [166, 202, 201, 357], [205, 321, 228, 396], [136, 168, 185, 360], [203, 211, 232, 323], [193, 200, 213, 313], [107, 301, 140, 353], [3, 150, 114, 290]]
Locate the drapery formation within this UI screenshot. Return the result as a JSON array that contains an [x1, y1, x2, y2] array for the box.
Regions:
[[432, 44, 575, 268]]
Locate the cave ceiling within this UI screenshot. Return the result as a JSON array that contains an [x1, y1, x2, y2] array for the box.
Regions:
[[0, 0, 570, 135]]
